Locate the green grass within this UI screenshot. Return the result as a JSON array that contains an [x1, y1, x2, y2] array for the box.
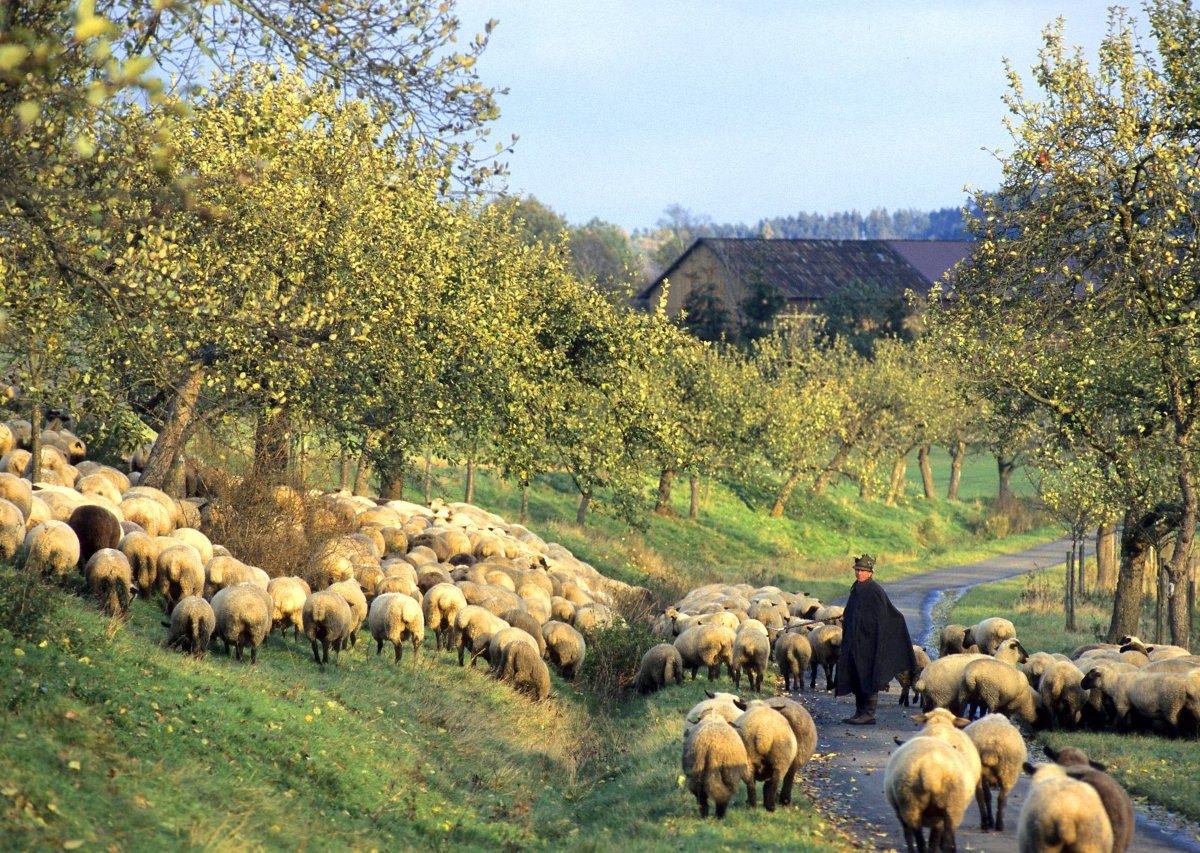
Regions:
[[949, 566, 1200, 822]]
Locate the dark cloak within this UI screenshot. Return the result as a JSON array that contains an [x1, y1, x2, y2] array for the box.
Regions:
[[834, 576, 917, 697]]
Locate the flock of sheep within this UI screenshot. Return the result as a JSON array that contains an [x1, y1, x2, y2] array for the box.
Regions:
[[1, 419, 629, 707], [3, 416, 1196, 851]]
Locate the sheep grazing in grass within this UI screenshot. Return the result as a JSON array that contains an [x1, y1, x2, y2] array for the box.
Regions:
[[497, 638, 551, 701], [541, 620, 586, 681], [422, 582, 468, 651], [303, 589, 354, 665], [682, 710, 751, 819], [897, 645, 931, 707], [211, 583, 272, 664], [1022, 651, 1070, 690], [22, 519, 80, 577], [774, 631, 812, 693], [1043, 745, 1134, 853], [960, 656, 1039, 726], [66, 504, 123, 569], [163, 595, 216, 656], [1039, 660, 1086, 731], [885, 735, 975, 853], [1123, 669, 1200, 737], [674, 624, 736, 682], [916, 638, 1028, 715], [84, 548, 134, 616], [0, 497, 24, 559], [204, 554, 255, 600], [632, 642, 684, 694], [1017, 762, 1113, 853], [807, 623, 842, 691], [156, 543, 205, 613], [500, 607, 547, 657], [119, 495, 173, 537], [964, 713, 1026, 832], [684, 691, 743, 737], [118, 530, 159, 599], [732, 704, 798, 812], [731, 624, 771, 692], [453, 605, 510, 667], [266, 576, 311, 640], [478, 625, 539, 670], [369, 592, 424, 663]]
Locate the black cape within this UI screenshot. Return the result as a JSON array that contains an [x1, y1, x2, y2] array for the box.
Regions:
[[834, 577, 917, 697]]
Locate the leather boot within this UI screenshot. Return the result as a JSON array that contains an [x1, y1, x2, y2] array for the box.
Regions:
[[841, 693, 866, 724], [844, 693, 878, 725]]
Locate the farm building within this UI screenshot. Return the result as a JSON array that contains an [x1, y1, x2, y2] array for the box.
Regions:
[[635, 238, 973, 332]]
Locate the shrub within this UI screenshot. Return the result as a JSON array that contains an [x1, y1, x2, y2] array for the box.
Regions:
[[0, 563, 61, 640], [578, 621, 656, 712]]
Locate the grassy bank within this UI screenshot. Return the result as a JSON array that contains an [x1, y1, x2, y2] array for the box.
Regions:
[[948, 569, 1200, 823]]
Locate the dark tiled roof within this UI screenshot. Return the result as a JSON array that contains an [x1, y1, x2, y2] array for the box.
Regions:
[[639, 238, 973, 301]]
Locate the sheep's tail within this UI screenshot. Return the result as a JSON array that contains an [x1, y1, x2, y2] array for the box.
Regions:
[[191, 620, 203, 656]]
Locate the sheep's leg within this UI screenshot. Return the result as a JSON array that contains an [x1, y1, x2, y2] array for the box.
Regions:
[[824, 663, 834, 691], [235, 639, 245, 661], [763, 776, 779, 812], [250, 643, 258, 665], [696, 791, 708, 818], [376, 639, 384, 656], [411, 638, 420, 664], [744, 778, 756, 808], [732, 667, 740, 689], [975, 782, 991, 830], [902, 825, 920, 853], [809, 663, 817, 689], [714, 797, 727, 819], [394, 642, 403, 663], [995, 787, 1008, 832], [779, 766, 796, 806]]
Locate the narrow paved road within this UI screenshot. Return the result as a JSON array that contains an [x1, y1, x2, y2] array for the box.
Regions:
[[795, 537, 1200, 853]]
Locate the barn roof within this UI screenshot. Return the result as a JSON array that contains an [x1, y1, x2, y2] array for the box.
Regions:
[[638, 238, 973, 302]]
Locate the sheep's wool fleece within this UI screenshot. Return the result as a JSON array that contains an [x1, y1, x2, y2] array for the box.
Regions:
[[835, 577, 916, 696]]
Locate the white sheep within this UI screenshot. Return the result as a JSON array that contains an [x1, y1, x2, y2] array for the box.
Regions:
[[730, 624, 770, 692], [1044, 745, 1135, 853], [963, 617, 1017, 656], [422, 582, 468, 651], [684, 691, 743, 737], [915, 638, 1027, 715], [807, 623, 842, 691], [1123, 669, 1200, 736], [681, 711, 751, 819], [774, 631, 812, 693], [163, 595, 216, 656], [885, 735, 975, 853], [1017, 763, 1113, 853], [155, 543, 205, 613], [732, 704, 797, 812], [118, 530, 159, 598], [82, 547, 133, 615], [328, 578, 368, 647], [960, 656, 1039, 725], [674, 624, 736, 682], [496, 639, 551, 701], [1039, 659, 1086, 730], [452, 605, 509, 667], [743, 696, 817, 806], [0, 497, 25, 559], [302, 589, 354, 665], [897, 645, 931, 707], [0, 472, 33, 519], [266, 576, 311, 639], [964, 713, 1026, 832], [203, 554, 255, 599], [22, 519, 80, 577], [541, 620, 586, 681], [632, 642, 683, 694], [368, 592, 424, 663], [211, 583, 272, 664]]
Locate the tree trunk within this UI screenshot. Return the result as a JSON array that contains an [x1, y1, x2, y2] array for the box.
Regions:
[[519, 478, 529, 524], [654, 468, 675, 516], [885, 456, 906, 506], [1107, 506, 1151, 642], [771, 468, 804, 518], [917, 445, 936, 500], [1167, 397, 1197, 649], [353, 434, 373, 497], [464, 459, 475, 504], [338, 455, 352, 491], [946, 440, 965, 502], [26, 396, 43, 483], [252, 406, 291, 480], [1065, 549, 1076, 632], [163, 450, 187, 498], [576, 491, 590, 526], [141, 364, 205, 490], [996, 454, 1016, 509], [813, 444, 851, 495], [1095, 522, 1117, 591], [689, 473, 700, 520], [423, 452, 432, 504], [379, 461, 405, 500]]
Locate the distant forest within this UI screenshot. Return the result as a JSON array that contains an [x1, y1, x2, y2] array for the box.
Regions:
[[709, 206, 970, 241]]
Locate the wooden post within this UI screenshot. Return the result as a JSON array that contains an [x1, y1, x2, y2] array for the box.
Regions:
[[1065, 550, 1076, 632]]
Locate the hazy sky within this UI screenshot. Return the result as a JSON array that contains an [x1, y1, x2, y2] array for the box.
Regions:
[[454, 1, 1115, 232]]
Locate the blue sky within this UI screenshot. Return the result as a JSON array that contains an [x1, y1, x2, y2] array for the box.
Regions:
[[454, 1, 1114, 232]]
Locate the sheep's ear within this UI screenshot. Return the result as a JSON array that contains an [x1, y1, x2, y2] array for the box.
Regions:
[[733, 698, 748, 711], [893, 736, 906, 746], [911, 713, 927, 723], [953, 716, 970, 729], [161, 621, 171, 629], [705, 689, 716, 700], [1023, 761, 1038, 776], [1089, 758, 1108, 771], [1044, 744, 1060, 761]]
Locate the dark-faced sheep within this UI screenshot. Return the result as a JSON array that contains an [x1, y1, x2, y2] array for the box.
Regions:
[[632, 642, 684, 694], [1017, 763, 1113, 853], [1044, 745, 1135, 853]]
